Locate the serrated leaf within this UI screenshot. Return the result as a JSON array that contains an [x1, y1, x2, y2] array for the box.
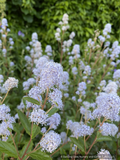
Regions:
[[17, 109, 31, 135], [32, 124, 40, 139], [0, 141, 18, 158], [28, 150, 52, 160], [20, 141, 33, 160], [96, 136, 112, 142], [23, 96, 40, 105], [47, 107, 59, 117], [70, 137, 85, 153]]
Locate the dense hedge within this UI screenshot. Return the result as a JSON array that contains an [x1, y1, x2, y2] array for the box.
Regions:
[[5, 0, 120, 49]]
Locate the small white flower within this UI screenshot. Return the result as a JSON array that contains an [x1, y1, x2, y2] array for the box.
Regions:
[[3, 77, 18, 90], [40, 130, 61, 153]]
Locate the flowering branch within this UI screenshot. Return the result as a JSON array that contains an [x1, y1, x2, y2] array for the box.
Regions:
[[42, 88, 49, 109], [21, 122, 33, 160], [10, 132, 21, 160]]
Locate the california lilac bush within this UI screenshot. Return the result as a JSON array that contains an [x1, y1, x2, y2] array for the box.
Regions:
[[0, 14, 120, 160]]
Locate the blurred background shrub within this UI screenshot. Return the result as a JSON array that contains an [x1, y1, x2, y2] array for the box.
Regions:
[[5, 0, 120, 50]]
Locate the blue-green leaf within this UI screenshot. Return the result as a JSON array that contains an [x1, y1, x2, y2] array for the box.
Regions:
[[0, 141, 18, 158], [17, 109, 31, 135], [47, 107, 59, 117], [32, 124, 40, 139], [96, 136, 112, 142], [70, 137, 85, 153], [23, 96, 40, 105], [28, 150, 52, 160]]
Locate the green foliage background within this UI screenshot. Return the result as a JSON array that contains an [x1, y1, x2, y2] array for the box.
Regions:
[[5, 0, 120, 49]]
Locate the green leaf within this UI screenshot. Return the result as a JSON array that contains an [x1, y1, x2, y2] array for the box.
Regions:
[[17, 109, 31, 135], [23, 14, 33, 23], [7, 135, 13, 144], [47, 107, 59, 117], [96, 136, 112, 142], [23, 98, 26, 107], [28, 150, 52, 160], [32, 124, 40, 139], [21, 8, 30, 15], [20, 141, 33, 160], [62, 142, 71, 150], [12, 0, 22, 5], [13, 123, 21, 133], [117, 157, 120, 160], [96, 132, 112, 142], [0, 141, 18, 158], [70, 137, 85, 153], [14, 133, 21, 145], [13, 123, 24, 133], [60, 148, 69, 160], [71, 108, 76, 116], [23, 96, 40, 105]]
